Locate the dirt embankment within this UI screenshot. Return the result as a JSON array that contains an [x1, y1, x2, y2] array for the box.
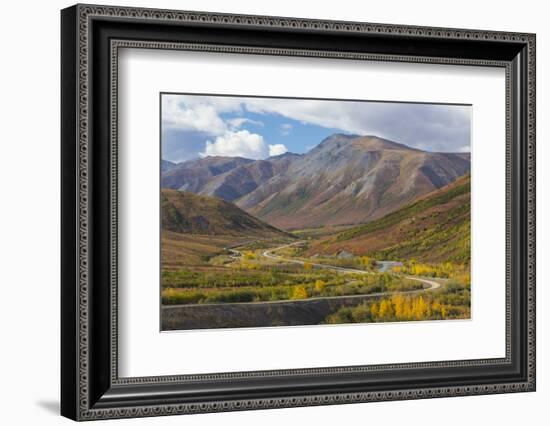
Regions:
[[162, 295, 385, 330]]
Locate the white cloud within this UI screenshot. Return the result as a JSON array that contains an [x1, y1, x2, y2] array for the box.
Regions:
[[244, 98, 471, 152], [280, 123, 293, 136], [162, 95, 248, 136], [227, 117, 264, 130], [202, 130, 267, 159], [162, 96, 228, 135], [269, 144, 288, 157], [162, 94, 471, 159]]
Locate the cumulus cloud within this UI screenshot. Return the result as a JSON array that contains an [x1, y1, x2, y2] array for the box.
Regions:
[[202, 130, 267, 159], [162, 95, 250, 136], [268, 144, 288, 157]]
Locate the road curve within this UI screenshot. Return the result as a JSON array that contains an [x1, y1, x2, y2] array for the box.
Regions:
[[162, 243, 443, 329], [262, 242, 375, 275], [261, 241, 441, 293]]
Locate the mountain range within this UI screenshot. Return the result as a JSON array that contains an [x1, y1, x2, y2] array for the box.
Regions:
[[161, 134, 470, 229]]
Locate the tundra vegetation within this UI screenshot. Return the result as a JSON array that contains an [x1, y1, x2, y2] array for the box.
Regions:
[[160, 135, 471, 327]]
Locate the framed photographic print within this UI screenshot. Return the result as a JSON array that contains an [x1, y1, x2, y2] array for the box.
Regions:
[[159, 93, 472, 331], [61, 4, 536, 421]]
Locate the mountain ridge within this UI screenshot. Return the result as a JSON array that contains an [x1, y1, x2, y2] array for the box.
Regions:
[[161, 133, 470, 229], [161, 188, 290, 238], [306, 174, 471, 264]]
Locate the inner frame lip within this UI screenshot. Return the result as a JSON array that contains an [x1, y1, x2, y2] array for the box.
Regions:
[[109, 38, 512, 386]]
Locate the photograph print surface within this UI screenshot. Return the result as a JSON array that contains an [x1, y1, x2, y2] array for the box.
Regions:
[[160, 94, 472, 331]]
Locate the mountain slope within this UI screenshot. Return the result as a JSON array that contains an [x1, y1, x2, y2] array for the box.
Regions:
[[237, 134, 470, 229], [306, 175, 471, 264], [161, 189, 290, 238], [200, 153, 300, 202], [161, 156, 254, 193], [161, 134, 470, 230], [161, 159, 177, 172]]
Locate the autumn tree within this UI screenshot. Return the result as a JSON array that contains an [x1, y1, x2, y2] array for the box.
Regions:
[[314, 280, 326, 293], [360, 256, 376, 270], [412, 296, 428, 320], [291, 285, 308, 300], [392, 294, 406, 319], [243, 251, 257, 260], [378, 299, 394, 320], [370, 302, 379, 318]]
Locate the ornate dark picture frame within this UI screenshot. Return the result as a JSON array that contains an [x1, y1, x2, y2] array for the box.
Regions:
[[61, 4, 536, 421]]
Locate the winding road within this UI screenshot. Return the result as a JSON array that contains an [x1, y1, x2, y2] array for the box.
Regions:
[[262, 242, 375, 274], [220, 240, 442, 297], [162, 241, 444, 330], [261, 241, 441, 294]]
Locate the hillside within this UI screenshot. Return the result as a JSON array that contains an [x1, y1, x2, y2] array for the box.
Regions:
[[161, 189, 289, 238], [306, 175, 471, 264], [161, 134, 470, 230], [200, 153, 300, 201], [238, 134, 469, 229]]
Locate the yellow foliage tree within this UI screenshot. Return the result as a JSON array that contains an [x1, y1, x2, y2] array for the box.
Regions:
[[412, 296, 428, 320], [291, 285, 308, 300], [378, 299, 394, 319], [303, 262, 313, 271], [392, 294, 406, 319], [243, 251, 257, 260], [403, 298, 413, 320], [370, 302, 379, 318], [314, 280, 325, 292], [240, 260, 259, 270]]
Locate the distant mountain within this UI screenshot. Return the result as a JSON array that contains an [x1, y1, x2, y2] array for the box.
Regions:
[[161, 156, 254, 193], [455, 152, 471, 161], [238, 134, 469, 229], [307, 175, 471, 264], [161, 189, 290, 238], [161, 159, 177, 173], [199, 153, 301, 202], [161, 134, 470, 229]]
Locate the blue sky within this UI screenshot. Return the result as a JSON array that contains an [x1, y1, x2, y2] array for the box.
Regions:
[[218, 110, 343, 155], [161, 94, 471, 163]]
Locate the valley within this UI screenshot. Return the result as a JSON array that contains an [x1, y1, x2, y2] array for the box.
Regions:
[[160, 133, 471, 330]]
